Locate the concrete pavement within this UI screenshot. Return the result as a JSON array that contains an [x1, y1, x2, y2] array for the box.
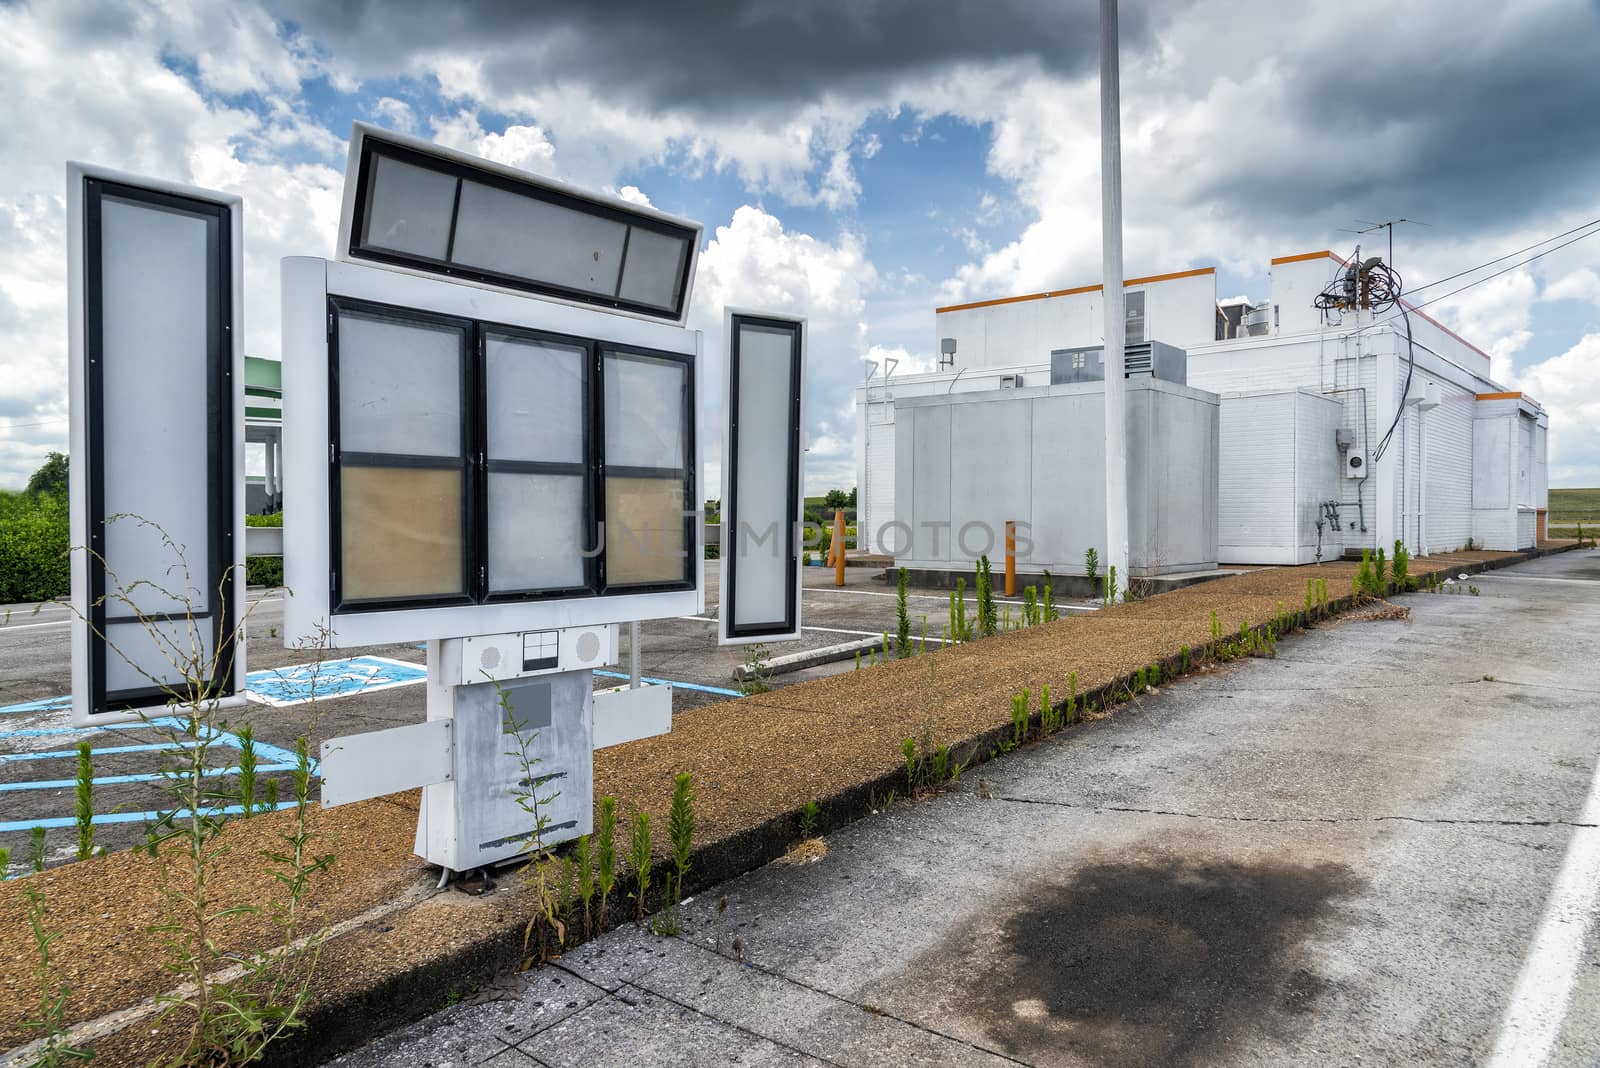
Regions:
[[326, 547, 1600, 1067]]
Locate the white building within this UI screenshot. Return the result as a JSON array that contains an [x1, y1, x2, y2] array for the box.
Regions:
[[856, 251, 1549, 566]]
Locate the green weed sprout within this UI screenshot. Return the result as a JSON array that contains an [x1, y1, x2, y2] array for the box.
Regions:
[[799, 800, 820, 841], [237, 724, 258, 818], [630, 811, 652, 923], [596, 796, 617, 932], [1084, 547, 1099, 582], [74, 742, 95, 861], [895, 568, 912, 657], [29, 826, 46, 873], [577, 835, 595, 938]]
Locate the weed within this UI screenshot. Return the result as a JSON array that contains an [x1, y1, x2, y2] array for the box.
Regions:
[[1105, 564, 1118, 606], [596, 796, 617, 932], [576, 835, 595, 938], [1043, 568, 1058, 622], [556, 857, 575, 927], [902, 721, 959, 794], [799, 800, 820, 841], [21, 884, 95, 1065], [30, 826, 47, 873], [653, 773, 695, 936], [1084, 547, 1099, 584], [1305, 579, 1314, 619], [1068, 671, 1079, 724], [1180, 645, 1190, 673], [630, 811, 653, 923], [1011, 690, 1029, 746], [1393, 540, 1409, 589], [739, 643, 772, 695], [237, 724, 259, 818], [74, 742, 95, 862], [1469, 584, 1480, 596], [1023, 587, 1038, 627], [502, 685, 564, 965], [1482, 674, 1496, 682], [950, 579, 972, 643], [1, 847, 9, 880], [1149, 663, 1162, 687], [1375, 547, 1388, 590], [854, 650, 861, 671], [920, 614, 928, 654], [895, 568, 913, 657], [976, 556, 998, 637]]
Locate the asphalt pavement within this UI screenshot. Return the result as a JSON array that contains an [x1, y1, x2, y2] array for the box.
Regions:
[[325, 547, 1600, 1067]]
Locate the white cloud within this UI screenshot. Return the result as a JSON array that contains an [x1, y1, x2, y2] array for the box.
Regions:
[[1543, 268, 1600, 306], [428, 110, 558, 177], [1512, 332, 1600, 485], [372, 96, 417, 133], [613, 184, 652, 206], [0, 0, 341, 487], [690, 205, 878, 493]]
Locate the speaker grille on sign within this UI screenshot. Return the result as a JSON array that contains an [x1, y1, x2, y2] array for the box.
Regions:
[[576, 631, 601, 663], [481, 646, 502, 671]]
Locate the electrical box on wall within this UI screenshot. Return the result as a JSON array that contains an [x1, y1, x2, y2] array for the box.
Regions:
[[460, 625, 617, 685], [1344, 449, 1368, 479]]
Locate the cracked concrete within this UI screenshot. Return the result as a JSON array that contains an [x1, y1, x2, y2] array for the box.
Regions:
[[324, 547, 1600, 1067]]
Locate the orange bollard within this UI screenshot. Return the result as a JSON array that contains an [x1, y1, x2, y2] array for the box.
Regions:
[[1005, 520, 1017, 596], [833, 509, 847, 586]]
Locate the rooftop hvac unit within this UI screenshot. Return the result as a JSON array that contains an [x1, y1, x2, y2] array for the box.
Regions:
[[1051, 346, 1104, 384], [1241, 303, 1273, 336], [999, 373, 1024, 389], [1122, 341, 1188, 385], [1050, 341, 1188, 386]]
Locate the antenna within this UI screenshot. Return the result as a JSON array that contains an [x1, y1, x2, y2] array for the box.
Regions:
[[1338, 217, 1432, 268]]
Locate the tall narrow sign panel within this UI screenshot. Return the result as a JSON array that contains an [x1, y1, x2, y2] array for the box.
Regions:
[[67, 164, 244, 723], [720, 311, 805, 644]]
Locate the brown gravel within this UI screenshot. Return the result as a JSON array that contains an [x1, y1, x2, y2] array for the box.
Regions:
[[0, 545, 1568, 1062]]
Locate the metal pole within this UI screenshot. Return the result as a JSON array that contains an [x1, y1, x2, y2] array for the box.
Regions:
[[629, 621, 641, 689], [1005, 520, 1017, 597], [1100, 0, 1130, 593]]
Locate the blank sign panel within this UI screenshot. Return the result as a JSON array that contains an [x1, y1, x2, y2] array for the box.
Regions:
[[720, 312, 804, 643], [71, 169, 240, 720], [365, 155, 457, 261]]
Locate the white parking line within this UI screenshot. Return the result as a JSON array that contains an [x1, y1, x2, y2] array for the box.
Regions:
[[0, 597, 282, 633], [1486, 754, 1600, 1067]]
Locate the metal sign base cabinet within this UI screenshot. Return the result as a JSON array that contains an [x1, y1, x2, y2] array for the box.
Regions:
[[414, 639, 594, 873]]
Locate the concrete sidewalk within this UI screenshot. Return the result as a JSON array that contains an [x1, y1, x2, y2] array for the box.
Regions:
[[325, 547, 1600, 1067]]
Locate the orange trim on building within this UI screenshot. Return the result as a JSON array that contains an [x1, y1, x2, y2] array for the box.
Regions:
[[1475, 391, 1523, 401], [1270, 250, 1334, 266], [935, 266, 1215, 315]]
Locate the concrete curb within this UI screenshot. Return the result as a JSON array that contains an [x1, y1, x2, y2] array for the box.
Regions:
[[733, 637, 884, 681], [240, 541, 1582, 1066]]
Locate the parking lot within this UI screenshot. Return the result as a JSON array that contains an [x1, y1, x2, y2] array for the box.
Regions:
[[0, 564, 1095, 869]]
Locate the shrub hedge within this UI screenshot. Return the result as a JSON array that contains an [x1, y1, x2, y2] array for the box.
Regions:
[[0, 490, 70, 604]]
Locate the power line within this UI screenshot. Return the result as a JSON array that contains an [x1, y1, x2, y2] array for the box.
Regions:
[[1403, 216, 1600, 296], [0, 418, 68, 431], [1345, 219, 1600, 343]]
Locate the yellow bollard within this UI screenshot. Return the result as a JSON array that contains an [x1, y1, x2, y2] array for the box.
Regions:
[[834, 509, 847, 587], [1005, 519, 1017, 597]]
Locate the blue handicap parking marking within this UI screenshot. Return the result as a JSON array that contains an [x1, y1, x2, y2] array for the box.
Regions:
[[245, 655, 427, 707], [0, 694, 72, 715]]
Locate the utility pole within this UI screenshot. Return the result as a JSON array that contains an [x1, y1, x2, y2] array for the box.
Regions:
[[1100, 0, 1129, 597]]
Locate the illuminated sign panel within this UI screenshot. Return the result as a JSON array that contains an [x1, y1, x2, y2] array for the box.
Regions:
[[720, 312, 805, 644], [338, 124, 700, 324], [282, 256, 703, 649], [67, 164, 243, 722]]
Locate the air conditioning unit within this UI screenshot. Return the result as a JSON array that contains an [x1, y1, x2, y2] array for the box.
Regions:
[[1344, 449, 1368, 479], [460, 625, 618, 685], [999, 374, 1024, 389]]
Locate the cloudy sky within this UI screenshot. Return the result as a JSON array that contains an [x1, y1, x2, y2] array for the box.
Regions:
[[3, 0, 1599, 492]]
